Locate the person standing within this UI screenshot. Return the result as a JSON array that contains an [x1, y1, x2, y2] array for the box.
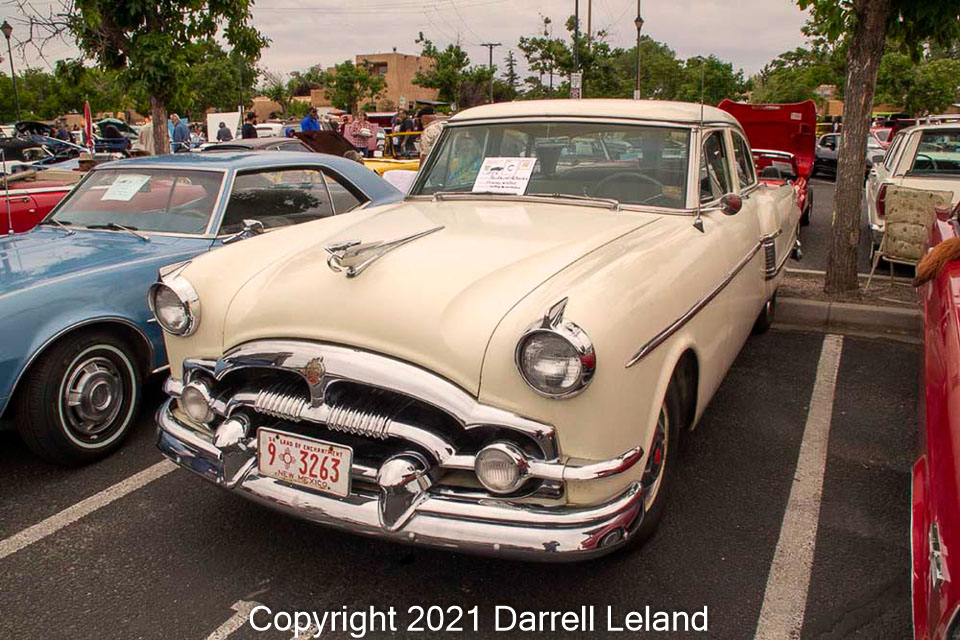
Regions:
[[241, 112, 258, 139], [216, 122, 233, 142], [344, 111, 378, 158], [138, 116, 156, 155], [170, 113, 190, 152], [418, 111, 445, 161], [300, 107, 321, 132]]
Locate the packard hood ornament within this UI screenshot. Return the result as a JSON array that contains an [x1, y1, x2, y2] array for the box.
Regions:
[[324, 226, 444, 278]]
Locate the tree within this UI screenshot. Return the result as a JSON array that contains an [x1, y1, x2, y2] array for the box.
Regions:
[[503, 50, 520, 96], [261, 70, 292, 115], [413, 33, 471, 107], [676, 56, 746, 104], [905, 59, 960, 115], [322, 60, 386, 114], [799, 0, 960, 294], [13, 0, 266, 153]]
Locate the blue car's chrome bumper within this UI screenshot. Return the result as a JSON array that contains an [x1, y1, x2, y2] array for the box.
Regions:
[[156, 398, 645, 561]]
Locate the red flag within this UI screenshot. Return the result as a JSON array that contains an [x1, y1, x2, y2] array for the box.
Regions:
[[83, 101, 94, 152]]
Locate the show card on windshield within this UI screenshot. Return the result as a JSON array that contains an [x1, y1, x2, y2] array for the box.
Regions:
[[102, 174, 150, 201], [472, 157, 536, 195]]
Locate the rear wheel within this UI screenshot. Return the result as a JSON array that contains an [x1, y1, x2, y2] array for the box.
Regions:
[[752, 293, 777, 334], [14, 331, 142, 465], [627, 380, 681, 547]]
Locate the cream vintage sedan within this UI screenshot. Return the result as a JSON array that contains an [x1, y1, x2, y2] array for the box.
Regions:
[[150, 100, 801, 561]]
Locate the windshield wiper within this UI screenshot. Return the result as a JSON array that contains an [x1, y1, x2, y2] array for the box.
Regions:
[[38, 218, 75, 235], [531, 193, 621, 210], [87, 222, 150, 242]]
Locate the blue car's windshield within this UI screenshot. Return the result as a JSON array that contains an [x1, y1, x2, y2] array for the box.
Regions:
[[51, 168, 224, 234]]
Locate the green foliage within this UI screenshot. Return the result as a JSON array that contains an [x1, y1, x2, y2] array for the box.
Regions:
[[905, 58, 960, 114], [751, 46, 843, 103], [413, 33, 471, 106], [322, 60, 386, 114], [676, 56, 746, 104]]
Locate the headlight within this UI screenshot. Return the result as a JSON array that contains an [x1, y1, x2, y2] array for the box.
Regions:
[[475, 442, 529, 494], [515, 298, 595, 398], [180, 379, 214, 423], [147, 275, 200, 336]]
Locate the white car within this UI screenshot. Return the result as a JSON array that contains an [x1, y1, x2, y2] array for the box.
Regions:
[[866, 123, 960, 251], [149, 99, 801, 560]]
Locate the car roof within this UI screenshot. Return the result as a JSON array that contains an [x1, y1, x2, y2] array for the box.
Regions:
[[898, 122, 960, 135], [449, 99, 739, 126], [95, 150, 340, 171]]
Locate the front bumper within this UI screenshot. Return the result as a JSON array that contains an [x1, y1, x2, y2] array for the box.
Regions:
[[157, 399, 645, 561]]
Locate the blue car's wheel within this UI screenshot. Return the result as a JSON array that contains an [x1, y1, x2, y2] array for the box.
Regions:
[[15, 330, 142, 465]]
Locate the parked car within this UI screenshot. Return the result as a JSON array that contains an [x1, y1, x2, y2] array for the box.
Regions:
[[151, 99, 802, 560], [365, 131, 422, 175], [812, 131, 886, 183], [200, 136, 314, 154], [0, 151, 402, 464], [718, 99, 816, 226], [871, 126, 893, 149], [0, 171, 80, 234], [866, 123, 960, 254], [914, 214, 960, 639]]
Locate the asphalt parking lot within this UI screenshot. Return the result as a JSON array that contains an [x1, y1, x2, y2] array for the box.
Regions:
[[0, 328, 919, 639]]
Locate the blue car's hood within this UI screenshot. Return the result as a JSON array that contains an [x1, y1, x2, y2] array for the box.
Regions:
[[0, 227, 212, 297]]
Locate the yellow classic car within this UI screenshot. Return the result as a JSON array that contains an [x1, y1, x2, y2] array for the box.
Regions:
[[364, 131, 421, 175]]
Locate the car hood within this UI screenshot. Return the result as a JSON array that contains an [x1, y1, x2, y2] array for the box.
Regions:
[[0, 227, 211, 297], [718, 99, 817, 179], [221, 200, 662, 394]]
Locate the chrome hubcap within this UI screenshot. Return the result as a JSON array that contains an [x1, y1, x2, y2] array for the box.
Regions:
[[62, 356, 123, 437], [641, 403, 669, 510]]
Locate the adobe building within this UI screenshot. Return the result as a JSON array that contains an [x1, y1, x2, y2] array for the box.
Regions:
[[355, 52, 439, 111]]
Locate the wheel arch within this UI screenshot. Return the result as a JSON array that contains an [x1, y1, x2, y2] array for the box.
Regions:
[[3, 317, 154, 419], [671, 348, 699, 431]]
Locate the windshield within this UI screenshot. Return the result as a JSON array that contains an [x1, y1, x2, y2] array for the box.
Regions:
[[874, 128, 892, 142], [910, 130, 960, 176], [412, 122, 691, 209], [51, 168, 223, 234]]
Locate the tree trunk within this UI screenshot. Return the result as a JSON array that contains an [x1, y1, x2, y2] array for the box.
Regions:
[[150, 96, 169, 156], [824, 0, 893, 294]]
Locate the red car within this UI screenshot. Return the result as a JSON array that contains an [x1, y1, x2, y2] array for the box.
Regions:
[[718, 99, 817, 226], [0, 178, 76, 235], [915, 216, 960, 639]]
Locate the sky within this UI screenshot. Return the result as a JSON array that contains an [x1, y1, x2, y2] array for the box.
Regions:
[[8, 0, 811, 81]]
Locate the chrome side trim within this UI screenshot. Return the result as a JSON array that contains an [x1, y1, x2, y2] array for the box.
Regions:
[[626, 239, 766, 368]]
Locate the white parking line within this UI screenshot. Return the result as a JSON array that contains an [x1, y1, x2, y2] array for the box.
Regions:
[[755, 334, 843, 640], [205, 600, 262, 640], [0, 459, 176, 561]]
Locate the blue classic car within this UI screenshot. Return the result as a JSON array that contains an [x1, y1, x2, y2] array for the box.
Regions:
[[0, 151, 402, 464]]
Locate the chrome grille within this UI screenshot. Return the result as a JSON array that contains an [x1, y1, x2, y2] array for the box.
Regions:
[[255, 383, 310, 421], [327, 387, 410, 440]]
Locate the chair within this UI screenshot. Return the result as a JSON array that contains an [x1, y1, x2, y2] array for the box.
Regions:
[[865, 185, 953, 291]]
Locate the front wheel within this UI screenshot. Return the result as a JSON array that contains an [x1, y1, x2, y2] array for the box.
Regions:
[[14, 331, 142, 465], [626, 381, 681, 547]]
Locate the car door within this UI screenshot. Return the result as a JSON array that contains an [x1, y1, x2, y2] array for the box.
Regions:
[[0, 193, 39, 234], [699, 129, 763, 359], [817, 134, 839, 171]]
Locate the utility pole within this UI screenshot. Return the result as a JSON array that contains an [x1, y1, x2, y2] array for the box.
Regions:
[[480, 42, 501, 103], [571, 0, 581, 99], [586, 0, 592, 43], [634, 0, 644, 100]]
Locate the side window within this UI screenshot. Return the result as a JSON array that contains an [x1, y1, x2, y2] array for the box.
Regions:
[[323, 171, 365, 213], [699, 131, 733, 203], [220, 167, 334, 235], [732, 133, 756, 190]]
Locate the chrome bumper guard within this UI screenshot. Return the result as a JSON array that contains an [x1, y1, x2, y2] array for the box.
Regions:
[[156, 398, 645, 561]]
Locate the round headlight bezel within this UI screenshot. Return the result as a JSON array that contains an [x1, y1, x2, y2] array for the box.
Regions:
[[514, 302, 595, 399], [147, 275, 201, 337], [180, 378, 215, 424], [474, 442, 530, 494]]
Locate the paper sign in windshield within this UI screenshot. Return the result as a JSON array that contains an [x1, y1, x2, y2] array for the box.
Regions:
[[473, 157, 536, 195], [102, 174, 150, 201]]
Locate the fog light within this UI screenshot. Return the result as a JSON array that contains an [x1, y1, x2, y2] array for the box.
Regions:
[[181, 380, 214, 424], [475, 442, 529, 494]]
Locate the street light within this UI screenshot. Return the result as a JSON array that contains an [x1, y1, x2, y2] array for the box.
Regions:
[[1, 20, 20, 121], [634, 2, 644, 100]]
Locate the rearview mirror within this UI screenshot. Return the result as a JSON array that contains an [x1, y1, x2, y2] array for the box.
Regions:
[[720, 193, 742, 216], [222, 218, 265, 244]]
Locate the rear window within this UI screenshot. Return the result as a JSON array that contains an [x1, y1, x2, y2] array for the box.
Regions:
[[909, 130, 960, 176]]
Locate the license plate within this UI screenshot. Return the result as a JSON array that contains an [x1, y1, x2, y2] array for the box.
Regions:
[[257, 428, 352, 498]]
